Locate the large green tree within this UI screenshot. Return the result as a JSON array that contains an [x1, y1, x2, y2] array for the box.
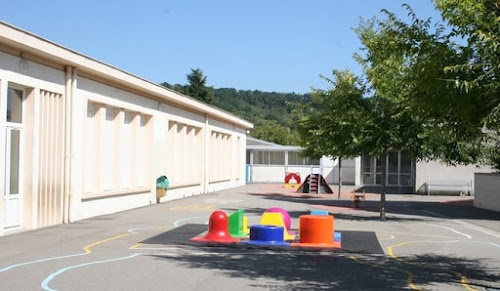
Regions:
[[297, 70, 368, 199], [434, 0, 500, 170], [298, 68, 422, 221], [185, 68, 216, 105], [250, 119, 298, 145]]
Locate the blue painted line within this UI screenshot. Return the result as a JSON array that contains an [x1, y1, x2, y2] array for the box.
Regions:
[[0, 253, 88, 273], [41, 253, 141, 291]]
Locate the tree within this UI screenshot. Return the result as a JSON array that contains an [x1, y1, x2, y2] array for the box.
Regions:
[[185, 68, 216, 105], [251, 119, 298, 145], [434, 0, 500, 170], [297, 67, 423, 221], [296, 70, 369, 199]]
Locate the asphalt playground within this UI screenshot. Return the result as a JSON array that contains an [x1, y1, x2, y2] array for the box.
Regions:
[[1, 184, 499, 290]]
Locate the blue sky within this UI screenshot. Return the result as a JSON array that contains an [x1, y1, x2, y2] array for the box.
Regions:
[[1, 1, 441, 94]]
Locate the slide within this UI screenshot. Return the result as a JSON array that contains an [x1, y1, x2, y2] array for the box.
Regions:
[[296, 174, 334, 194]]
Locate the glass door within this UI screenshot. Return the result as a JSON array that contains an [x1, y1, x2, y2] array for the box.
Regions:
[[4, 87, 24, 228]]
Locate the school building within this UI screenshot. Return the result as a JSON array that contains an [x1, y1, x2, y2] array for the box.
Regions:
[[0, 22, 252, 235], [246, 137, 493, 195]]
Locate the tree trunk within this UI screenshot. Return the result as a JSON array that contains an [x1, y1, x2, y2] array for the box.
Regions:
[[380, 150, 387, 221], [338, 158, 342, 199]]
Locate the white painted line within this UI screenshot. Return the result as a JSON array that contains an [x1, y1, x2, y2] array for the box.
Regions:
[[451, 219, 500, 239], [424, 224, 472, 239]]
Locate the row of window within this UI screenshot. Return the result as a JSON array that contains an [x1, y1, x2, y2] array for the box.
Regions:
[[362, 151, 412, 186], [167, 121, 203, 187], [247, 151, 320, 166], [84, 102, 151, 193], [209, 131, 232, 182]]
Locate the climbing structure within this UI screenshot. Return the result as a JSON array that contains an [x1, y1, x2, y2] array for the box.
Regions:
[[296, 174, 334, 194]]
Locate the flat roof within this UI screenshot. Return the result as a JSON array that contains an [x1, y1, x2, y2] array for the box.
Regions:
[[0, 21, 253, 130]]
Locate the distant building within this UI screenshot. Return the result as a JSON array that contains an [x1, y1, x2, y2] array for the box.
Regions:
[[246, 137, 492, 195], [0, 22, 252, 235]]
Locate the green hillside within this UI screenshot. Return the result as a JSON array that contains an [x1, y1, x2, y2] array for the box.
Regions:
[[214, 88, 310, 145], [161, 80, 310, 145]]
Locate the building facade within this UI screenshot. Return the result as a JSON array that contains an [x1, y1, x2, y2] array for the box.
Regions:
[[0, 22, 252, 235], [247, 138, 492, 194]]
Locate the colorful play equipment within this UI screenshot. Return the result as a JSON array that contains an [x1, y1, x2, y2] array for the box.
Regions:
[[228, 209, 250, 238], [189, 210, 240, 244], [291, 214, 341, 248], [296, 165, 334, 194], [188, 208, 342, 250], [259, 212, 296, 241], [241, 225, 290, 246], [284, 172, 301, 189], [310, 209, 329, 215], [297, 174, 334, 194], [265, 207, 291, 230]]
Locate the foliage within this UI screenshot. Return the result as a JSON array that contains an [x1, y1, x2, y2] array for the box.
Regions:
[[214, 88, 309, 145], [160, 78, 310, 145], [434, 0, 500, 170], [296, 70, 368, 160], [250, 119, 297, 145], [185, 68, 216, 105]]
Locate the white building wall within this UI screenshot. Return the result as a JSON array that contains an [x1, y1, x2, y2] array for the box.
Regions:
[[474, 173, 500, 212], [248, 156, 357, 185], [415, 160, 492, 194], [0, 34, 251, 234]]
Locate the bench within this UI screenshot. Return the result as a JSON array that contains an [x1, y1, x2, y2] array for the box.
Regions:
[[426, 180, 471, 196], [350, 191, 365, 208]]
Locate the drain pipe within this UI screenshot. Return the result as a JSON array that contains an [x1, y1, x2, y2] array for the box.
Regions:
[[63, 66, 71, 223], [68, 67, 76, 222], [63, 66, 76, 223]]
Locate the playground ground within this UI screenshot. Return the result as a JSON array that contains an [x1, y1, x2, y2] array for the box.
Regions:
[[0, 183, 499, 290]]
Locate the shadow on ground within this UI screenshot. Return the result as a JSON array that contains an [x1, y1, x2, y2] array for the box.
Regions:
[[247, 192, 500, 223], [148, 243, 500, 290]]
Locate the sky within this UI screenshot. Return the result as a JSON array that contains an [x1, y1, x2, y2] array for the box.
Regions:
[[1, 1, 442, 94]]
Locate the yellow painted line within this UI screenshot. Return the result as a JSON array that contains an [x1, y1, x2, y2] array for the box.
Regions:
[[349, 255, 421, 290], [129, 243, 143, 249], [83, 233, 131, 254], [387, 241, 477, 291]]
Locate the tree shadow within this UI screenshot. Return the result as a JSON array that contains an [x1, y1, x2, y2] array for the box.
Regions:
[[147, 243, 500, 290], [247, 192, 500, 223], [221, 206, 426, 223]]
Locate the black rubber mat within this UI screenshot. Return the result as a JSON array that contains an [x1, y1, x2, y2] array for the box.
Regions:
[[339, 230, 384, 254], [141, 224, 207, 245], [141, 224, 384, 254]]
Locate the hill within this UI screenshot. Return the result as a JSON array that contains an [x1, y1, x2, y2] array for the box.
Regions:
[[161, 81, 310, 145], [213, 88, 310, 145]]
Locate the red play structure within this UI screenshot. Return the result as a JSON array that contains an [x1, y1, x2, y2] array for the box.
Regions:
[[284, 172, 301, 184]]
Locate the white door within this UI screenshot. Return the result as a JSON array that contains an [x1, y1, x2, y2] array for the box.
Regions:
[[4, 127, 22, 228], [4, 87, 24, 228]]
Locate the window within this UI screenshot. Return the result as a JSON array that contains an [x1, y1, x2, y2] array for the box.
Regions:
[[209, 130, 232, 183], [362, 152, 413, 186], [83, 101, 152, 194], [288, 152, 319, 166], [7, 88, 23, 123], [234, 137, 241, 179], [167, 120, 203, 187]]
